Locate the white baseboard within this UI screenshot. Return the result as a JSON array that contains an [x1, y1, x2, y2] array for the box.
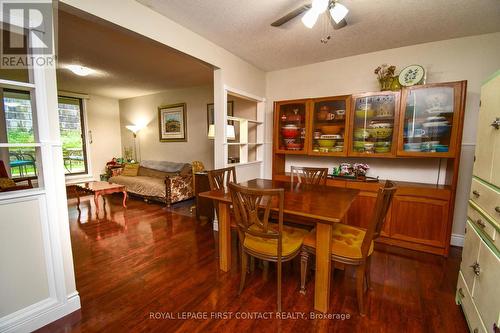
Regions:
[[1, 293, 81, 333], [451, 233, 465, 247]]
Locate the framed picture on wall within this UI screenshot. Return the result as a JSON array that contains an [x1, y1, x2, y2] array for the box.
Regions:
[[158, 103, 187, 142], [207, 101, 234, 131]]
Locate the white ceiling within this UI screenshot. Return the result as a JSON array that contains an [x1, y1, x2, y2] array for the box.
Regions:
[[137, 0, 500, 71], [57, 9, 213, 100]]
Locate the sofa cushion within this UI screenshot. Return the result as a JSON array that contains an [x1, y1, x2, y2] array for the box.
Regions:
[[122, 163, 139, 176], [140, 160, 190, 174], [109, 175, 165, 198], [137, 166, 177, 178]]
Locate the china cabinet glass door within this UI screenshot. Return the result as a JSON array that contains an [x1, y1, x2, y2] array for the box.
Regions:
[[275, 100, 308, 154], [349, 92, 399, 156], [309, 96, 350, 156], [397, 83, 462, 156]]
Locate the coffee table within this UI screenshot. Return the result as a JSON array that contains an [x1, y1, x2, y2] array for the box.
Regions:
[[73, 181, 127, 211]]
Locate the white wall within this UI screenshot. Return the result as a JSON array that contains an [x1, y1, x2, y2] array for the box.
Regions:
[[266, 32, 500, 238], [85, 95, 122, 179], [119, 85, 214, 169]]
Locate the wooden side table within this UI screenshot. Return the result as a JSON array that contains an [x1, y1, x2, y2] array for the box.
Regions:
[[194, 172, 214, 222]]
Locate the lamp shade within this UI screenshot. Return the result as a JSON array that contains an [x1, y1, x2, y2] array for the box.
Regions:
[[208, 124, 215, 138], [126, 125, 142, 134], [226, 125, 236, 140], [207, 124, 236, 140], [302, 8, 319, 28]]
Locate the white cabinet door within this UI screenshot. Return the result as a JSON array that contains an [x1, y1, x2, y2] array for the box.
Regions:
[[474, 74, 500, 186], [461, 221, 482, 292], [473, 240, 500, 333]]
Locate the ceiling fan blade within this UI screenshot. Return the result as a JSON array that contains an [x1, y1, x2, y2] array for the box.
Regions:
[[271, 4, 311, 27]]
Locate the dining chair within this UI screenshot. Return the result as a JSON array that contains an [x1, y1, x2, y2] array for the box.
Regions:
[[299, 180, 396, 315], [207, 166, 238, 255], [290, 166, 329, 185], [228, 182, 308, 312]]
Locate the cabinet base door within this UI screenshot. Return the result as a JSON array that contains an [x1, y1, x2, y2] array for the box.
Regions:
[[390, 196, 449, 248]]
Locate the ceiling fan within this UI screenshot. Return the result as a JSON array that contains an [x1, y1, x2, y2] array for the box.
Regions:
[[271, 0, 349, 30]]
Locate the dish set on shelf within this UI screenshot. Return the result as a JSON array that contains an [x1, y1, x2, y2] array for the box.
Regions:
[[312, 106, 346, 153], [281, 108, 305, 150], [352, 96, 395, 154], [403, 91, 452, 153]]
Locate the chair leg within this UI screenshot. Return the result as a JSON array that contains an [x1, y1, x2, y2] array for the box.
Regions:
[[239, 251, 248, 295], [365, 256, 372, 291], [300, 249, 309, 295], [213, 230, 219, 259], [356, 264, 366, 316], [262, 261, 269, 281], [277, 259, 282, 313]]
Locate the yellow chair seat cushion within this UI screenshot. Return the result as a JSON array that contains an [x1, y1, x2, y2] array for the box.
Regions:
[[243, 224, 308, 257], [303, 223, 374, 259], [0, 177, 16, 189]]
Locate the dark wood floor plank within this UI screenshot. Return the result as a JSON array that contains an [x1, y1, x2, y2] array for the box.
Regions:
[[35, 195, 468, 333]]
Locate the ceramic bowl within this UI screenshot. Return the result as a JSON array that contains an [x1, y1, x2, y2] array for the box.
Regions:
[[321, 125, 343, 135], [369, 127, 393, 139], [404, 143, 422, 151], [375, 146, 391, 153], [354, 128, 371, 140], [281, 125, 300, 139], [317, 139, 336, 148], [353, 141, 366, 149], [355, 109, 375, 120], [286, 142, 302, 150], [375, 141, 391, 147]]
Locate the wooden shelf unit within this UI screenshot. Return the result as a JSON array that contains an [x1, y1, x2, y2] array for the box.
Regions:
[[272, 80, 467, 256]]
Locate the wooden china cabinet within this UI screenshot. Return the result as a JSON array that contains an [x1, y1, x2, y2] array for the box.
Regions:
[[272, 80, 468, 256]]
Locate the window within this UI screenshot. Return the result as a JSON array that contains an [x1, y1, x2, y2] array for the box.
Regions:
[[2, 91, 88, 176], [58, 96, 88, 175]]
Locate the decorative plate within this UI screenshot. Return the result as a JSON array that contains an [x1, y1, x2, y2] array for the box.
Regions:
[[398, 65, 425, 86]]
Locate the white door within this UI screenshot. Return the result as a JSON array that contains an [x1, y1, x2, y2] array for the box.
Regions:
[[474, 74, 500, 185]]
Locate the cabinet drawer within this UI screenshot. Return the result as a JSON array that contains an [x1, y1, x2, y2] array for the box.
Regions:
[[457, 271, 487, 333], [470, 178, 500, 224], [468, 201, 496, 242], [461, 221, 481, 292]]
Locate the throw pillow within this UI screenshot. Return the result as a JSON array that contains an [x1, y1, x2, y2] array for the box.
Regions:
[[122, 163, 139, 176], [0, 177, 16, 189]]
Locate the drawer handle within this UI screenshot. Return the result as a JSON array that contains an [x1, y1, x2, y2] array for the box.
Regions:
[[472, 190, 480, 197], [491, 117, 500, 130], [458, 288, 465, 298], [470, 262, 481, 276], [495, 206, 500, 214], [473, 329, 479, 333], [476, 219, 486, 228]]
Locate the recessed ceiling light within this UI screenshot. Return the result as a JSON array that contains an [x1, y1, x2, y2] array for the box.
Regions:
[[66, 64, 95, 77]]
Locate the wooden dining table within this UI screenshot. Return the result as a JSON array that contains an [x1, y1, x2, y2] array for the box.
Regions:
[[199, 178, 359, 313]]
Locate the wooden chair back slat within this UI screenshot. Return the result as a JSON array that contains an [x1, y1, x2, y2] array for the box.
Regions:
[[207, 166, 236, 191], [290, 166, 328, 186], [360, 180, 397, 257], [228, 182, 284, 250]]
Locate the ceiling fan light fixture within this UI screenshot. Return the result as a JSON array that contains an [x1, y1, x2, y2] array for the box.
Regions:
[[311, 0, 329, 14], [329, 2, 349, 24], [301, 8, 319, 28]]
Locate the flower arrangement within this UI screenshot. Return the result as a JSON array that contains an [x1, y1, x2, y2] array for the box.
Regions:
[[374, 64, 396, 91]]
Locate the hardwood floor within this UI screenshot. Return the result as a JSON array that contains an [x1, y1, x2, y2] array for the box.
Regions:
[[36, 194, 469, 333]]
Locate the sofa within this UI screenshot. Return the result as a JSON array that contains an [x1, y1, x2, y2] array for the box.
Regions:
[[109, 160, 194, 206]]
